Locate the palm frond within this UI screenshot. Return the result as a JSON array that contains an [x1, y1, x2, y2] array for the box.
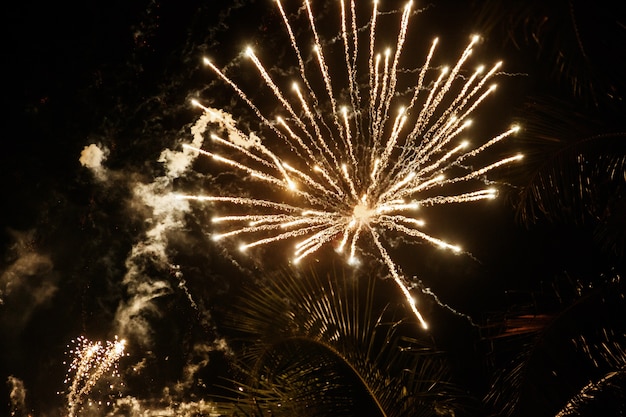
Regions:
[[472, 0, 626, 107], [555, 357, 626, 416], [511, 97, 626, 256], [215, 266, 476, 417], [482, 273, 626, 416]]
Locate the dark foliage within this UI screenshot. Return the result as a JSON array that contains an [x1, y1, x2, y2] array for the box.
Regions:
[[216, 267, 478, 416]]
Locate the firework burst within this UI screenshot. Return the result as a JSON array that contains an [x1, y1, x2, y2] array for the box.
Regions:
[[178, 0, 522, 329], [63, 336, 126, 417]]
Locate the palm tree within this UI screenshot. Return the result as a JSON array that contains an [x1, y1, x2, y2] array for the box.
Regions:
[[214, 266, 478, 416], [513, 98, 626, 258], [482, 272, 626, 416], [472, 0, 626, 259], [469, 3, 626, 414]]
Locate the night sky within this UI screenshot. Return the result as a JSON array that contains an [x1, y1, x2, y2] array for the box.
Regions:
[[2, 0, 625, 416]]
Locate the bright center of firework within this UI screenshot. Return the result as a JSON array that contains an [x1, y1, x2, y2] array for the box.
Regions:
[[352, 202, 373, 224]]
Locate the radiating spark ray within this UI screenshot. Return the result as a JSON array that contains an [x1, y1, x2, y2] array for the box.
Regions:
[[426, 35, 479, 123], [283, 162, 341, 199], [305, 0, 345, 142], [456, 61, 503, 116], [242, 223, 329, 251], [379, 171, 415, 201], [382, 215, 425, 228], [292, 82, 340, 168], [183, 144, 287, 189], [395, 174, 445, 198], [414, 141, 468, 180], [214, 214, 294, 225], [370, 53, 381, 140], [311, 164, 345, 197], [341, 107, 359, 172], [443, 154, 523, 185], [456, 125, 520, 162], [348, 224, 363, 263], [215, 222, 298, 241], [245, 49, 322, 157], [275, 1, 342, 158], [368, 0, 379, 98], [337, 219, 356, 253], [415, 64, 483, 142], [380, 1, 412, 134], [404, 37, 437, 116], [201, 59, 289, 147], [412, 120, 471, 171], [373, 48, 391, 147], [374, 108, 408, 183], [275, 0, 321, 108], [276, 116, 333, 179], [349, 0, 361, 122], [418, 189, 497, 206], [413, 65, 449, 138], [199, 136, 272, 169], [384, 220, 461, 252], [295, 225, 345, 262], [342, 164, 359, 200], [341, 0, 358, 117], [370, 227, 429, 329], [175, 195, 302, 212]]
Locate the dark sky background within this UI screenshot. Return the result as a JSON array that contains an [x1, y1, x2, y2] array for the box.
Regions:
[[2, 0, 625, 416]]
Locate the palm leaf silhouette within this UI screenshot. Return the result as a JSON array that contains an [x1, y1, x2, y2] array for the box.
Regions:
[[482, 273, 626, 416], [471, 1, 626, 258], [215, 266, 476, 416], [512, 97, 626, 257], [554, 364, 626, 416], [472, 0, 626, 107]]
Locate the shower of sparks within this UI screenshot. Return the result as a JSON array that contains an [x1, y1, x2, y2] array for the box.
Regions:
[[63, 336, 126, 417], [178, 0, 522, 329]]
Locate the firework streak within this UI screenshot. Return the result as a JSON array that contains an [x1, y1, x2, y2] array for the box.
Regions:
[[64, 336, 126, 417]]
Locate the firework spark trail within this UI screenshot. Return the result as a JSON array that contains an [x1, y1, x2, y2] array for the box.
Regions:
[[64, 336, 126, 417], [180, 0, 522, 329]]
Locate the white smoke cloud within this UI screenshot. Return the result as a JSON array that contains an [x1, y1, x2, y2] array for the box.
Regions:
[[107, 109, 239, 414], [113, 178, 190, 346], [7, 376, 27, 417], [107, 396, 221, 417], [173, 339, 233, 394], [158, 106, 253, 177], [113, 113, 213, 346], [79, 143, 109, 181], [209, 107, 262, 149], [0, 230, 56, 318]]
